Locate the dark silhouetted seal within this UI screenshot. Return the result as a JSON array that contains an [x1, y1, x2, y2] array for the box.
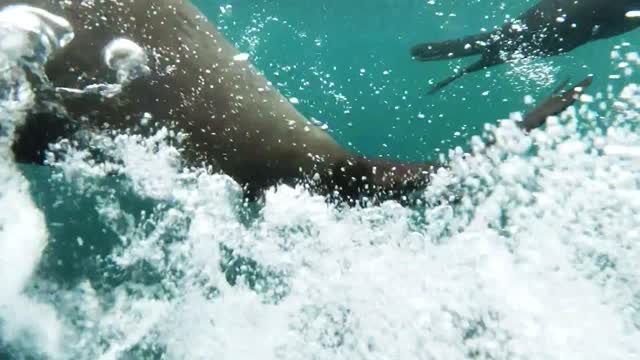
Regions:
[[411, 0, 639, 93]]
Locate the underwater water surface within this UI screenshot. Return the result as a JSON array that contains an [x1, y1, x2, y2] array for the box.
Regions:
[[2, 0, 640, 359]]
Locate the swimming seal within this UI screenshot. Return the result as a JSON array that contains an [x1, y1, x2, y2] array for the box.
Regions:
[[411, 0, 640, 94], [3, 1, 592, 205]]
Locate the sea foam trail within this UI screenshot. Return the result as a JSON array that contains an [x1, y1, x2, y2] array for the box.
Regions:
[[0, 5, 74, 357], [39, 74, 640, 359]]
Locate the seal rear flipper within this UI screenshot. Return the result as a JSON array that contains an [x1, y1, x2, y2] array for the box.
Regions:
[[411, 32, 492, 62], [316, 157, 441, 206], [428, 56, 499, 94], [519, 76, 593, 132], [360, 158, 441, 204], [427, 71, 466, 95]]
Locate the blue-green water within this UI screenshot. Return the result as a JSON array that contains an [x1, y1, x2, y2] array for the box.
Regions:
[[195, 0, 640, 159], [2, 1, 640, 359]]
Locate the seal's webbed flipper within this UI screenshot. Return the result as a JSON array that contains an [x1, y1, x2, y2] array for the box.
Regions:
[[410, 33, 492, 62], [520, 76, 593, 132], [428, 57, 497, 94], [428, 71, 466, 95]]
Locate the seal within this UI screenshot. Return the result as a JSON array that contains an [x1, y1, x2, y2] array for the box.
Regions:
[[411, 0, 640, 94], [3, 0, 591, 205]]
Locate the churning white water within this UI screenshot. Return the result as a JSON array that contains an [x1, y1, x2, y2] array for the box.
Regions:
[[1, 4, 640, 360]]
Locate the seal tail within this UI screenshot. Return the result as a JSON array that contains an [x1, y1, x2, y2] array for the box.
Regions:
[[410, 33, 492, 62]]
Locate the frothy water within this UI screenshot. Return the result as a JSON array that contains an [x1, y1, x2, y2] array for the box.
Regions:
[[0, 5, 73, 358], [2, 4, 640, 360]]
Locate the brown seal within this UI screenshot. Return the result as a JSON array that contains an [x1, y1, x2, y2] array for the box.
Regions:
[[4, 0, 591, 204]]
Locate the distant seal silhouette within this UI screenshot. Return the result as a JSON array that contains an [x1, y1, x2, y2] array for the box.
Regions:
[[3, 1, 592, 205], [411, 0, 640, 94]]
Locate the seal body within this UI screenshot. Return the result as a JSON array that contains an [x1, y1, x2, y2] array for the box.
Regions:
[[4, 0, 441, 203], [411, 0, 640, 93]]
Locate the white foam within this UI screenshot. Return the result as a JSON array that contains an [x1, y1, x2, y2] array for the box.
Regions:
[[626, 10, 640, 18], [0, 5, 74, 357], [233, 53, 250, 62], [0, 5, 73, 63], [103, 38, 150, 84], [45, 112, 640, 358]]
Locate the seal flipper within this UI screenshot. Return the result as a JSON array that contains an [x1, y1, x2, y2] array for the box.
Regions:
[[411, 32, 492, 61], [479, 76, 593, 151], [318, 157, 441, 206], [428, 56, 500, 94], [519, 76, 593, 132], [313, 77, 593, 206]]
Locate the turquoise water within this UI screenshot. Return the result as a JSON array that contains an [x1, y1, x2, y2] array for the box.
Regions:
[[2, 1, 640, 359], [195, 0, 640, 159]]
